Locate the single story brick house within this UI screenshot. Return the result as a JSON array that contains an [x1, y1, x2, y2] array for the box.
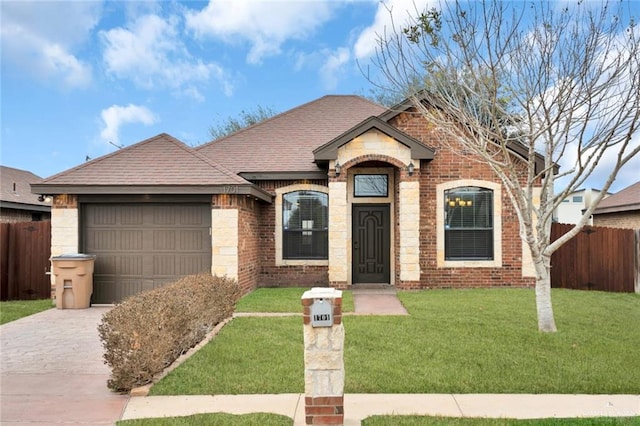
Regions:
[[33, 95, 542, 304]]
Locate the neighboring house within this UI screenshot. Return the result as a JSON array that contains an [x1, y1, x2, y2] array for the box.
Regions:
[[1, 166, 51, 223], [554, 188, 610, 225], [32, 95, 545, 304], [592, 181, 640, 229]]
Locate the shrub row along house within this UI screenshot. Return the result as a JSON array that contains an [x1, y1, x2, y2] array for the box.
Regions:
[[33, 95, 544, 304]]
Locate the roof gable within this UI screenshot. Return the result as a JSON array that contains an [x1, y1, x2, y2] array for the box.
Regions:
[[197, 95, 386, 174], [313, 116, 435, 161], [379, 94, 548, 174]]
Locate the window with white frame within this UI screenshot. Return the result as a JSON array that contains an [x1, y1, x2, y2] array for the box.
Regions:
[[444, 187, 494, 260], [282, 191, 328, 259]]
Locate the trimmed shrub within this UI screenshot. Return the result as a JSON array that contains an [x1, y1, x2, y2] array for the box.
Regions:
[[98, 273, 240, 393]]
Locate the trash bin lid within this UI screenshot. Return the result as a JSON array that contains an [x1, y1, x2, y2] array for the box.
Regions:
[[51, 253, 97, 260]]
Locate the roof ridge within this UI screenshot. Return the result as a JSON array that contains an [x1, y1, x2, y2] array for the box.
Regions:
[[196, 94, 377, 150], [171, 138, 249, 184], [41, 133, 172, 182]]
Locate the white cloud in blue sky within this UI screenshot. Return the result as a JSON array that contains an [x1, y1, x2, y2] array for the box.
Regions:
[[0, 0, 101, 88], [100, 104, 158, 146], [100, 13, 230, 100], [185, 0, 337, 64]]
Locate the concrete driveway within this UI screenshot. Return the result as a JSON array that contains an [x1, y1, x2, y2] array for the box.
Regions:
[[1, 307, 129, 425]]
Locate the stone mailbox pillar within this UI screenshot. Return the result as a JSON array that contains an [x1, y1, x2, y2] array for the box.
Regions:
[[302, 287, 344, 426]]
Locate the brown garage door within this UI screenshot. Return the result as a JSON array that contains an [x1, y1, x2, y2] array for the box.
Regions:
[[82, 203, 211, 304]]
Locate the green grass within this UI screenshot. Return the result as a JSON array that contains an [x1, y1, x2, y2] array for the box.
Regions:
[[362, 417, 640, 425], [152, 289, 640, 395], [116, 413, 292, 425], [0, 299, 53, 325], [236, 287, 354, 313]]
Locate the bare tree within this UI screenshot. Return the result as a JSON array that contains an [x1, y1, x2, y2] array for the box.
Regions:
[[371, 1, 640, 332], [209, 105, 278, 140]]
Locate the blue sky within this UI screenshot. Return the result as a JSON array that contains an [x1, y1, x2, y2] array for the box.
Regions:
[[1, 0, 638, 192]]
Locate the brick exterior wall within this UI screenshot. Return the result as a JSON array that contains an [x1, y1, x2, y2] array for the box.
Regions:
[[592, 211, 640, 230], [390, 111, 536, 289], [246, 110, 538, 290]]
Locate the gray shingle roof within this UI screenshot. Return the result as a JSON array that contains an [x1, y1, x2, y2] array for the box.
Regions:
[[1, 166, 49, 208], [39, 133, 249, 186], [196, 95, 386, 173], [593, 181, 640, 214]]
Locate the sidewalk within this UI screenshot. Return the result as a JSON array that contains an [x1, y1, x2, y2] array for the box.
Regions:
[[120, 393, 640, 424]]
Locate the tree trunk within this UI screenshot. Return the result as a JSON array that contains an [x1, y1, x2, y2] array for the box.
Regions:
[[534, 256, 557, 333]]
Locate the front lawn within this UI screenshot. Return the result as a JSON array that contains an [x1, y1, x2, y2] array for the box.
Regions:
[[363, 417, 640, 425], [0, 299, 53, 325], [151, 289, 640, 395]]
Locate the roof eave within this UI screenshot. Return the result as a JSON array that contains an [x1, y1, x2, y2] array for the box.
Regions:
[[239, 171, 328, 181], [30, 184, 273, 203], [0, 201, 51, 213], [593, 203, 640, 215]]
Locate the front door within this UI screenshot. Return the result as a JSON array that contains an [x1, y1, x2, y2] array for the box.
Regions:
[[352, 204, 390, 284]]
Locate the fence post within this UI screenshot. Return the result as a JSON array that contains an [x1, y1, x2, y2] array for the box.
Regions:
[[635, 229, 640, 294], [302, 287, 344, 426]]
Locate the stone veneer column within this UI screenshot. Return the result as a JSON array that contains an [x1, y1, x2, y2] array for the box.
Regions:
[[302, 288, 344, 426], [211, 208, 238, 280], [399, 180, 420, 281], [50, 195, 79, 297], [328, 181, 348, 284]]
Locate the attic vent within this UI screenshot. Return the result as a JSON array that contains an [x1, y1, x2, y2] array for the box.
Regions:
[[12, 182, 16, 192]]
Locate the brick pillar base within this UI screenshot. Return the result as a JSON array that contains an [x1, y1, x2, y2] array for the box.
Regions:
[[305, 396, 344, 425]]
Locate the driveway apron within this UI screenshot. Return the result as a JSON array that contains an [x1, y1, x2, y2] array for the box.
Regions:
[[1, 307, 129, 425]]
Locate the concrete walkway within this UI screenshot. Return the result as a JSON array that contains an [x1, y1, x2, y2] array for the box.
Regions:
[[351, 287, 408, 315], [0, 307, 129, 425], [121, 393, 640, 424]]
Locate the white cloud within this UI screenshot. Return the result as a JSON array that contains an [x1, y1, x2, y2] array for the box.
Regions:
[[353, 0, 432, 60], [0, 1, 100, 87], [100, 104, 158, 146], [185, 0, 335, 64], [100, 14, 232, 99], [320, 48, 352, 90]]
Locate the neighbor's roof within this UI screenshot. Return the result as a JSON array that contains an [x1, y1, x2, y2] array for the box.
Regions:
[[0, 166, 51, 211], [32, 134, 272, 201], [592, 181, 640, 215], [196, 95, 386, 174]]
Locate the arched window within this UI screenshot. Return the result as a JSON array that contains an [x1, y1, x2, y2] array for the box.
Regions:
[[283, 191, 328, 259], [444, 187, 493, 260]]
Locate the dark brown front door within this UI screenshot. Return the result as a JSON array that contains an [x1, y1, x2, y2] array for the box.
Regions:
[[352, 204, 390, 284]]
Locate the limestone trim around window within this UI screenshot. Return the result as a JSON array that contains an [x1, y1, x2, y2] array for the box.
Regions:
[[436, 179, 502, 268], [275, 183, 330, 266]]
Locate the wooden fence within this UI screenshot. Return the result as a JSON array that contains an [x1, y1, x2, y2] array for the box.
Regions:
[[551, 223, 639, 293], [0, 221, 51, 300]]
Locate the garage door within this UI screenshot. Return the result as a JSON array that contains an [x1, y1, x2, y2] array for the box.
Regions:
[[82, 203, 211, 304]]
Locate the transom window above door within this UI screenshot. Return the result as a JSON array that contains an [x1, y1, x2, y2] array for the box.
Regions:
[[354, 174, 388, 197]]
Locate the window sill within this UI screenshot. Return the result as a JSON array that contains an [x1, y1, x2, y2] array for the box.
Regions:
[[277, 259, 329, 267], [441, 259, 502, 268]]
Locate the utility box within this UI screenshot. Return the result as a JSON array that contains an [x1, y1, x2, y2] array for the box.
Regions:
[[51, 254, 96, 309]]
